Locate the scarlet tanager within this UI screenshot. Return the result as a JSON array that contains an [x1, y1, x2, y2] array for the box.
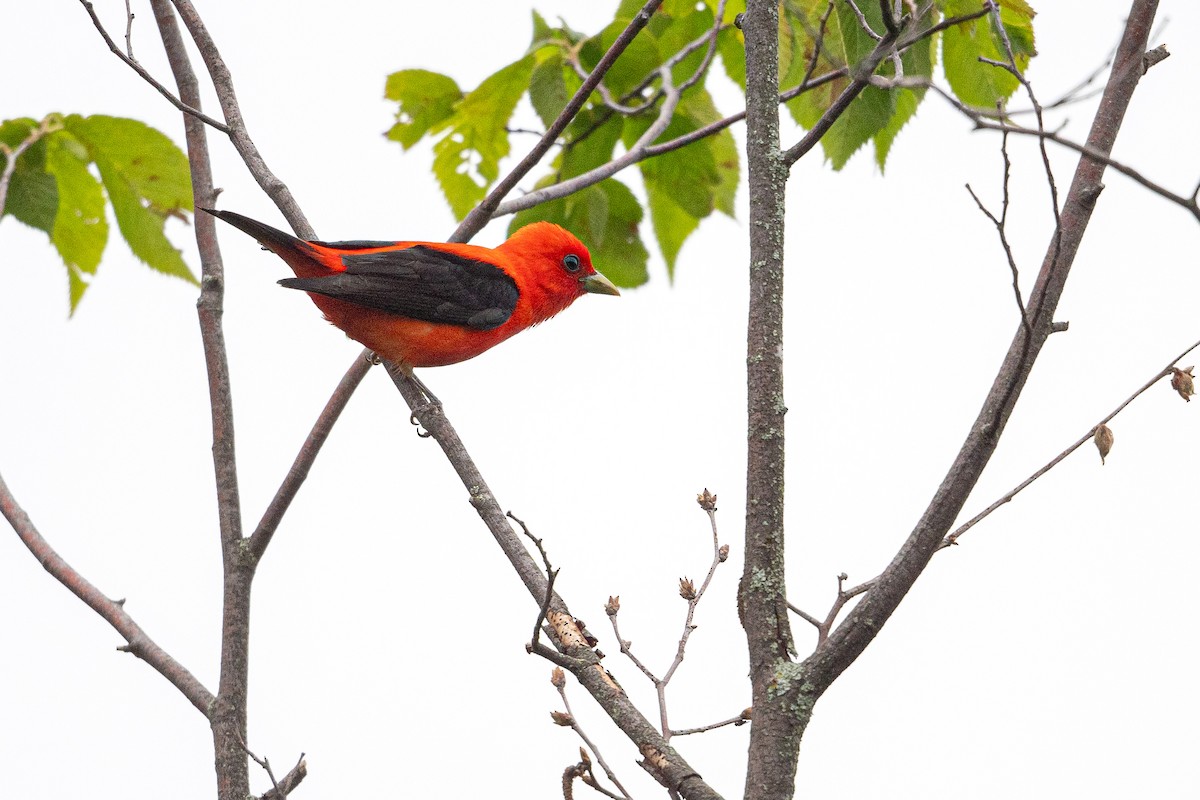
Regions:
[[204, 209, 620, 370]]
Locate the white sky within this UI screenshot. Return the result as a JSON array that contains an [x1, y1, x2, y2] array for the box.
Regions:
[[3, 2, 1199, 798]]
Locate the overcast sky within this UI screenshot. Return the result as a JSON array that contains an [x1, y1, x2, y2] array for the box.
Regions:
[[3, 2, 1199, 798]]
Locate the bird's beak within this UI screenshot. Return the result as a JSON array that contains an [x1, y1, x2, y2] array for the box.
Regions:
[[581, 272, 620, 297]]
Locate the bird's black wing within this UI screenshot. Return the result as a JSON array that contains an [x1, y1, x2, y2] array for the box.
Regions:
[[279, 246, 519, 331]]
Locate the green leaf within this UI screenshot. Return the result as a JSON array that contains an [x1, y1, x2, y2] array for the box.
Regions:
[[0, 118, 58, 232], [530, 51, 570, 130], [65, 115, 192, 215], [44, 131, 107, 311], [623, 88, 736, 270], [64, 115, 195, 285], [822, 85, 895, 169], [940, 0, 1036, 109], [647, 187, 699, 279], [430, 55, 534, 220], [509, 178, 648, 288], [561, 111, 625, 177], [875, 10, 936, 170], [384, 69, 462, 150], [580, 18, 662, 98], [715, 26, 745, 90]]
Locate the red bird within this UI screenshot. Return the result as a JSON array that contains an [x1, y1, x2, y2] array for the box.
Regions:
[[204, 209, 619, 370]]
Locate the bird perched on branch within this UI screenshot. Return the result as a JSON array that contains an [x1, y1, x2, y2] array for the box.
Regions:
[[204, 209, 619, 373]]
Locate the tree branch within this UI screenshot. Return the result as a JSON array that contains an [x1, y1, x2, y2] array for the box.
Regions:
[[451, 0, 667, 242], [0, 471, 215, 715], [384, 364, 724, 800], [151, 3, 254, 798], [247, 353, 373, 560], [77, 0, 230, 134], [803, 0, 1162, 697], [167, 0, 313, 237], [945, 338, 1200, 545]]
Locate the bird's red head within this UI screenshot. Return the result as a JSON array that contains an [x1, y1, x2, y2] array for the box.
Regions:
[[497, 222, 620, 323]]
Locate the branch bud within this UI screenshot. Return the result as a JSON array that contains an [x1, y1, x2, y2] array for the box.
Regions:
[[696, 488, 718, 511], [551, 667, 566, 688], [1171, 366, 1195, 402], [679, 577, 696, 600], [605, 595, 620, 616], [1094, 424, 1114, 465], [718, 544, 729, 562], [551, 710, 574, 727]]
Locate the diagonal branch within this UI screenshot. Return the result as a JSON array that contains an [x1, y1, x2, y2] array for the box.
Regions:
[[945, 338, 1200, 545], [168, 0, 313, 238], [77, 0, 230, 134], [803, 0, 1162, 696], [384, 364, 724, 800], [0, 472, 215, 715]]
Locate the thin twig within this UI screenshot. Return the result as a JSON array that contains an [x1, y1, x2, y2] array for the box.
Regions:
[[509, 512, 561, 653], [965, 126, 1032, 340], [168, 0, 313, 236], [555, 681, 634, 800], [787, 574, 875, 647], [77, 0, 230, 133], [945, 338, 1200, 545], [259, 755, 308, 800], [672, 711, 751, 737]]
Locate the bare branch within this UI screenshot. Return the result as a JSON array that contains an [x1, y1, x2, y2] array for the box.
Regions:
[[77, 0, 230, 134], [382, 362, 723, 800], [168, 0, 313, 237], [672, 709, 752, 737], [804, 0, 1163, 696], [554, 678, 634, 800], [945, 338, 1200, 545], [248, 353, 373, 560], [0, 471, 215, 715]]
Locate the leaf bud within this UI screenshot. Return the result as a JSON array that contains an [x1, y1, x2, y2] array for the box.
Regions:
[[551, 710, 574, 727], [605, 595, 620, 616], [696, 488, 718, 511], [1171, 366, 1195, 402], [551, 667, 566, 688], [718, 544, 729, 562], [679, 577, 696, 601], [1094, 424, 1114, 465]]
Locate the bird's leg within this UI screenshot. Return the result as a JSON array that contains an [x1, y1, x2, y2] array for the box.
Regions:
[[408, 371, 443, 411]]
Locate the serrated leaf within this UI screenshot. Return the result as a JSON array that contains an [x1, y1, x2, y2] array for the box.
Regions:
[[581, 19, 662, 98], [509, 178, 648, 288], [61, 115, 194, 285], [940, 0, 1035, 109], [44, 131, 107, 311], [65, 115, 192, 215], [530, 51, 570, 129], [875, 11, 936, 170], [384, 69, 462, 150], [647, 187, 699, 279], [716, 26, 745, 89], [430, 55, 534, 219], [623, 88, 735, 267], [823, 85, 895, 169]]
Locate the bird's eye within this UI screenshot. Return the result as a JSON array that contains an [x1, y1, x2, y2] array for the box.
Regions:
[[562, 253, 582, 273]]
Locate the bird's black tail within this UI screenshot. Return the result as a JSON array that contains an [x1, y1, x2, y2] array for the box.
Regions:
[[201, 208, 305, 254]]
